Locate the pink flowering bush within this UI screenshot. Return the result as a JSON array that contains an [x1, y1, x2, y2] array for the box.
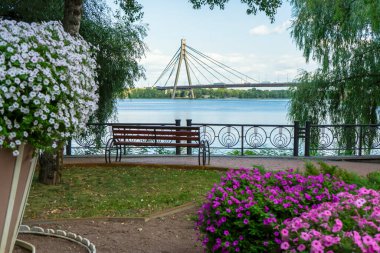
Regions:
[[276, 187, 380, 252], [195, 168, 356, 252]]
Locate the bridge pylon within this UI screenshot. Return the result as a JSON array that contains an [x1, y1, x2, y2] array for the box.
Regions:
[[172, 39, 195, 99]]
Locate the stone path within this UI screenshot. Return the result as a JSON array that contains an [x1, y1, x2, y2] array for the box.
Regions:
[[64, 155, 380, 176]]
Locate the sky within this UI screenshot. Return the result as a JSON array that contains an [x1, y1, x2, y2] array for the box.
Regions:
[[131, 1, 317, 88]]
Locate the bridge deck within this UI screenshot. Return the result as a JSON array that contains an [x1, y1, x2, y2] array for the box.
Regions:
[[156, 82, 295, 90]]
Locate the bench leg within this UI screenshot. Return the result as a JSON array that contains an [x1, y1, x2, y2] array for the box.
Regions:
[[118, 145, 122, 162], [199, 141, 207, 166], [115, 145, 121, 162], [105, 138, 114, 163]]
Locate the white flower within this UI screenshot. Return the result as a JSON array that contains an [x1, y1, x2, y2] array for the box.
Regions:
[[12, 150, 19, 156], [0, 20, 98, 155], [10, 55, 18, 62]]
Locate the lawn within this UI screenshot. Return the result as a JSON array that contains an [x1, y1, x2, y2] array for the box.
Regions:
[[24, 167, 222, 220]]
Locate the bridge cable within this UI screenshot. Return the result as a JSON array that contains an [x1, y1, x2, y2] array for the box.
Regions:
[[187, 51, 235, 84], [187, 46, 250, 83], [186, 45, 258, 83], [186, 56, 212, 84], [164, 53, 180, 87], [152, 47, 181, 87], [185, 56, 201, 84], [186, 52, 224, 84], [153, 47, 180, 86], [153, 49, 180, 87]]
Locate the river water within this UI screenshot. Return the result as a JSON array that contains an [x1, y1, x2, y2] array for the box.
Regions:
[[116, 99, 291, 125]]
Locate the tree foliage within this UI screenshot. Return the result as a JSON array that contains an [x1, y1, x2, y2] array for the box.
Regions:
[[289, 0, 380, 125], [124, 88, 290, 99], [0, 0, 146, 124], [189, 0, 283, 22], [80, 0, 146, 123]]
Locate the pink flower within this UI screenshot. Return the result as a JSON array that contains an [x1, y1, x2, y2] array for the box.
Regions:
[[332, 224, 342, 233], [304, 193, 312, 201], [323, 210, 331, 217], [281, 229, 289, 237], [297, 244, 306, 251], [311, 240, 322, 249], [280, 241, 290, 250], [300, 232, 310, 241], [362, 235, 373, 246], [354, 198, 367, 208]]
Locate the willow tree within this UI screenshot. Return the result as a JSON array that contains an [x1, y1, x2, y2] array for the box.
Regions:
[[288, 0, 380, 125]]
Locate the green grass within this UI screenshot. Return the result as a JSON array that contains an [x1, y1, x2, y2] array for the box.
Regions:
[[24, 167, 222, 220]]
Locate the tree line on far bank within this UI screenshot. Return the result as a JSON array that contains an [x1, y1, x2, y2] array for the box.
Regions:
[[123, 88, 291, 99]]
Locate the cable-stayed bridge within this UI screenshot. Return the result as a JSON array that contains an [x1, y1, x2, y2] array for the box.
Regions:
[[153, 39, 295, 98]]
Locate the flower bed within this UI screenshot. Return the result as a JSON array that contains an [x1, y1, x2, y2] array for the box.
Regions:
[[195, 168, 357, 252], [277, 188, 380, 252]]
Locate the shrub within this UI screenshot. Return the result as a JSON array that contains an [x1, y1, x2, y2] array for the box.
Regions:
[[276, 188, 380, 252], [367, 171, 380, 189], [304, 161, 320, 175], [195, 168, 356, 252], [304, 162, 380, 190]]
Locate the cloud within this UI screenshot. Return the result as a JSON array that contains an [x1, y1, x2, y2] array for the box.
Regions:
[[249, 25, 272, 36], [249, 20, 291, 36]]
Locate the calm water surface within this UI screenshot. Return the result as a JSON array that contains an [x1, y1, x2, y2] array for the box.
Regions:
[[116, 99, 291, 125]]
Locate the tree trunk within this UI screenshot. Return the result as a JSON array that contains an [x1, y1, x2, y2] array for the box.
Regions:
[[38, 0, 83, 185], [38, 153, 61, 185], [63, 0, 83, 36]]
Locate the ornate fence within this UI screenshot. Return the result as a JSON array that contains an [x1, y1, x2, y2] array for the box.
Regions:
[[65, 120, 380, 157]]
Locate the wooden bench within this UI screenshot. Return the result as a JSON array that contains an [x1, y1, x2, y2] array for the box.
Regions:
[[105, 125, 210, 165]]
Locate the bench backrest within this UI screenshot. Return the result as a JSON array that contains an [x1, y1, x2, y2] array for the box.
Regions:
[[111, 125, 201, 147]]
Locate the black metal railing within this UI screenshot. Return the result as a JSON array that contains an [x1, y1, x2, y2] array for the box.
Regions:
[[65, 120, 380, 157], [190, 120, 295, 156], [308, 124, 380, 156]]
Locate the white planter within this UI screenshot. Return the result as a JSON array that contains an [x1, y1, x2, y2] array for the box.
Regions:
[[0, 144, 37, 253]]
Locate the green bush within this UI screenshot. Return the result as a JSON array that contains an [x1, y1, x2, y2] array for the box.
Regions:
[[303, 161, 380, 190]]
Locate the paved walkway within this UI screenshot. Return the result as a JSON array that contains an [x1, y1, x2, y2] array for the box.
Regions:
[[64, 156, 380, 176]]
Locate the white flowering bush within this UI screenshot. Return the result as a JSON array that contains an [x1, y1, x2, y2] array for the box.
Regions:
[[0, 19, 99, 156]]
